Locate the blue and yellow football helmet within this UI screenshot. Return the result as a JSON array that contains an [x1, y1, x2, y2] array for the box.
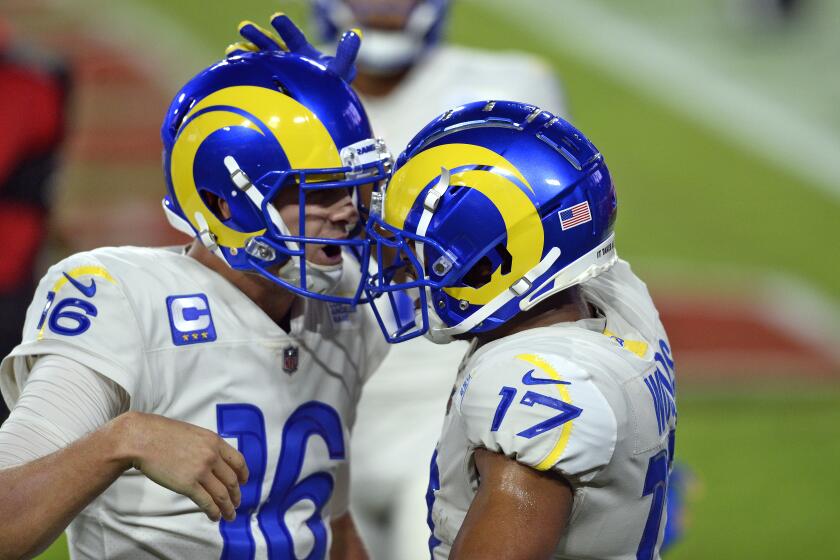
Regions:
[[161, 50, 390, 303], [366, 100, 617, 343]]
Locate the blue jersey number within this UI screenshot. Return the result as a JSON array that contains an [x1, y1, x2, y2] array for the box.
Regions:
[[38, 292, 98, 337], [217, 402, 345, 560], [425, 449, 442, 558], [491, 386, 582, 438], [636, 429, 676, 560]]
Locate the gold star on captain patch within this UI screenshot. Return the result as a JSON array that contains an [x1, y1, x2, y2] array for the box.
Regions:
[[191, 333, 199, 340], [182, 334, 189, 341], [201, 332, 208, 339]]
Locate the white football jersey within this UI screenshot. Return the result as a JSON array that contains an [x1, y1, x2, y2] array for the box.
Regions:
[[350, 44, 568, 559], [362, 45, 567, 153], [0, 246, 388, 560], [428, 260, 677, 560]]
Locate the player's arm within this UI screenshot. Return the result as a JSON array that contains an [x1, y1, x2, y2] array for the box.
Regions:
[[449, 448, 572, 560], [0, 358, 248, 560], [330, 513, 369, 560], [450, 352, 618, 560]]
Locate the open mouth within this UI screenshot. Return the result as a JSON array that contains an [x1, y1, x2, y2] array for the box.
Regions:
[[316, 244, 343, 265]]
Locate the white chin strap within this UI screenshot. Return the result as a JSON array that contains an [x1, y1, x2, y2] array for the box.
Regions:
[[277, 259, 343, 295], [162, 199, 227, 261], [412, 168, 453, 344], [420, 306, 458, 345], [520, 234, 616, 311], [423, 233, 618, 343]]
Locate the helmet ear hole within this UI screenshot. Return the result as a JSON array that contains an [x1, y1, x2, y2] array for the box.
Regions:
[[462, 255, 493, 289], [200, 190, 231, 222], [496, 243, 512, 275], [460, 243, 511, 289]]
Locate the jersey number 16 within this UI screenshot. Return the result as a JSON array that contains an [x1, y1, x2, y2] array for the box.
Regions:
[[216, 402, 345, 560]]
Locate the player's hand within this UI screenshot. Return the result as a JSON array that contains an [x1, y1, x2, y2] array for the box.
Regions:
[[114, 412, 249, 522], [225, 12, 361, 82]]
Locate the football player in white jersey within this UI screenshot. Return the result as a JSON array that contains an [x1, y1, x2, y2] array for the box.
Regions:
[[363, 100, 677, 559], [228, 5, 568, 556], [0, 22, 393, 560], [314, 4, 569, 557]]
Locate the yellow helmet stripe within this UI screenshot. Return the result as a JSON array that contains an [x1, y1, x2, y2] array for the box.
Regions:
[[442, 170, 543, 305], [186, 86, 342, 169], [170, 109, 265, 248], [384, 143, 543, 306], [384, 143, 533, 229], [171, 85, 343, 248]]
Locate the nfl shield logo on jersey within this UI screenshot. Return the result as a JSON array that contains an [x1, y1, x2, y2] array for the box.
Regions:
[[283, 346, 299, 374]]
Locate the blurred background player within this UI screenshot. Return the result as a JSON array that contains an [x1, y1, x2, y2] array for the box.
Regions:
[[312, 0, 566, 149], [0, 20, 70, 423], [311, 3, 568, 557]]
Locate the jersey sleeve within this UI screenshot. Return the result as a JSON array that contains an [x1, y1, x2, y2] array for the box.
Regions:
[[0, 354, 129, 468], [0, 251, 149, 410], [455, 350, 617, 483]]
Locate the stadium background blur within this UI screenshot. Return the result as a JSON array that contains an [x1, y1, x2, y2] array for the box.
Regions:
[[1, 0, 837, 558]]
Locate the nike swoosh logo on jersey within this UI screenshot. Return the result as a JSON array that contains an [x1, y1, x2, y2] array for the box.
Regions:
[[63, 272, 96, 298], [521, 369, 571, 386]]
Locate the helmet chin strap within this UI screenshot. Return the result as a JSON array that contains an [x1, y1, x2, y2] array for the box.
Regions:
[[414, 167, 453, 343], [423, 235, 617, 342], [422, 246, 562, 344], [420, 306, 457, 344], [519, 234, 617, 311]]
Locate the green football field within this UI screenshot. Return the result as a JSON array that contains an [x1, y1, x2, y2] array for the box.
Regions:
[[32, 0, 840, 558]]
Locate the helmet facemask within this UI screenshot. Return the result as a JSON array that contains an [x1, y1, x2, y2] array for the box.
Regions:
[[161, 52, 393, 305], [165, 140, 391, 305]]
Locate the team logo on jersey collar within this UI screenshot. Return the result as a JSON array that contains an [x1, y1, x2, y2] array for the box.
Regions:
[[166, 293, 217, 346], [283, 345, 299, 374]]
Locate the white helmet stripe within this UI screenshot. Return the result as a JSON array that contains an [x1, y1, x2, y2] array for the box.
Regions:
[[224, 155, 301, 255]]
